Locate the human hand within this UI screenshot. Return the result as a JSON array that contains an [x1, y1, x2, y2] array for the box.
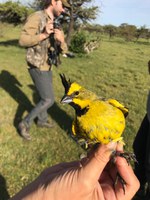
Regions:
[[10, 143, 139, 200], [44, 21, 54, 35], [40, 21, 54, 41], [54, 28, 65, 43]]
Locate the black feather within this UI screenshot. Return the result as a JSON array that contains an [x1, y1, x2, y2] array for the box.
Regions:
[[60, 73, 71, 94]]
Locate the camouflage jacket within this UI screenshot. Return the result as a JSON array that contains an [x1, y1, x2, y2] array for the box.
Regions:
[[19, 11, 52, 71]]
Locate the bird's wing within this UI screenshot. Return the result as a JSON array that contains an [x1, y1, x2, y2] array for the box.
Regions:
[[107, 98, 128, 117], [72, 120, 76, 136]]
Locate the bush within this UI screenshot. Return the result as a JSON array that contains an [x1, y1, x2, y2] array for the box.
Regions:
[[70, 31, 86, 54], [0, 1, 34, 25]]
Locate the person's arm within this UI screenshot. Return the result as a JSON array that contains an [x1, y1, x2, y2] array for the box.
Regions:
[[19, 13, 53, 47]]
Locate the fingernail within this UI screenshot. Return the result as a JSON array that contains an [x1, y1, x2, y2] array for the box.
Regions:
[[117, 142, 124, 151], [107, 141, 117, 150]]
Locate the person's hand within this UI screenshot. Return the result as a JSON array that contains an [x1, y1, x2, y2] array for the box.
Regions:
[[44, 21, 54, 35], [39, 21, 54, 41], [10, 143, 139, 200], [54, 28, 65, 43]]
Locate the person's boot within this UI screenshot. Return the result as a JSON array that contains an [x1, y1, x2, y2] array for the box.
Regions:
[[18, 121, 31, 140], [37, 119, 55, 128]]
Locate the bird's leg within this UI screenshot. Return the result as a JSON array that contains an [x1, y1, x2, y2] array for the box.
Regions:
[[78, 138, 98, 149], [78, 138, 87, 145], [77, 138, 89, 149]]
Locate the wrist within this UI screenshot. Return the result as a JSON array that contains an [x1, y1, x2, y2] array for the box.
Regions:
[[61, 39, 65, 43], [40, 33, 49, 41]]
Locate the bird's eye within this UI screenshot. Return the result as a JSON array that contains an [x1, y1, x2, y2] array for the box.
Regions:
[[74, 91, 79, 95]]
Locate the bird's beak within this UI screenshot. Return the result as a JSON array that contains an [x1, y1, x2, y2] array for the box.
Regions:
[[60, 95, 73, 104]]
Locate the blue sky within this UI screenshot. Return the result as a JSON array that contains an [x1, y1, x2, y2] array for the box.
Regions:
[[0, 0, 150, 28], [92, 0, 150, 28]]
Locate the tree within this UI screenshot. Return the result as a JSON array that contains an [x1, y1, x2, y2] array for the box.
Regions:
[[135, 26, 146, 41], [67, 1, 98, 45], [118, 23, 137, 41], [103, 25, 117, 39], [0, 1, 33, 24], [83, 23, 103, 33], [30, 0, 99, 45], [135, 26, 150, 42], [145, 29, 150, 42]]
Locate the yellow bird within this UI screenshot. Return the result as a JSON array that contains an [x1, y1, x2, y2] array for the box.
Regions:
[[60, 74, 128, 148], [60, 74, 136, 193]]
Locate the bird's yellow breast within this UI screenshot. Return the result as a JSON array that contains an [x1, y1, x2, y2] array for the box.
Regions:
[[73, 100, 125, 144]]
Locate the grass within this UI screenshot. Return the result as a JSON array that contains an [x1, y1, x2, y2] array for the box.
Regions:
[[0, 23, 149, 199]]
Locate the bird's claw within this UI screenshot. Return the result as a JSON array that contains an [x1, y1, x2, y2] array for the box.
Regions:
[[115, 151, 137, 164], [112, 151, 137, 194], [115, 172, 126, 194]]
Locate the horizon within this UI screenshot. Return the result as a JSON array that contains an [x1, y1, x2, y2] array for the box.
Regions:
[[92, 0, 150, 29], [0, 0, 149, 28]]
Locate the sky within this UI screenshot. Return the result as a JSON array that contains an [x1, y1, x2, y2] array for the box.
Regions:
[[92, 0, 150, 28], [0, 0, 150, 28]]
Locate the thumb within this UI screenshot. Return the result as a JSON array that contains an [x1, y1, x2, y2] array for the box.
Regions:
[[79, 142, 117, 187]]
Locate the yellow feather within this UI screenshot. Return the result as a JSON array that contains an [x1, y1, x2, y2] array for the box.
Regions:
[[76, 100, 125, 144], [67, 83, 82, 95]]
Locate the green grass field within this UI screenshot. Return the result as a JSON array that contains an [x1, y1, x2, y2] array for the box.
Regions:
[[0, 23, 149, 199]]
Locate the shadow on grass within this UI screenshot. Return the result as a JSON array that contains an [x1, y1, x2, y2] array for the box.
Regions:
[[0, 70, 73, 139], [28, 84, 73, 134], [0, 39, 20, 47], [49, 102, 73, 133], [0, 70, 33, 133], [0, 174, 10, 200]]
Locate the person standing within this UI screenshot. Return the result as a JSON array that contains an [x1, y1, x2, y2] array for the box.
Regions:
[[133, 60, 150, 200], [18, 0, 70, 140]]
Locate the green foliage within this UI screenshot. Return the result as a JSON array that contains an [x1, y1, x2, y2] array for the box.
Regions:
[[0, 23, 149, 198], [83, 23, 103, 33], [70, 31, 86, 53], [0, 1, 33, 24], [84, 23, 150, 42], [118, 23, 137, 41], [135, 26, 150, 41], [75, 5, 99, 23], [103, 24, 117, 39], [66, 0, 99, 45]]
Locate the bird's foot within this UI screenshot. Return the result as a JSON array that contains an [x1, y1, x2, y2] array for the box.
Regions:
[[114, 151, 137, 164], [78, 138, 89, 149], [112, 151, 137, 194]]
